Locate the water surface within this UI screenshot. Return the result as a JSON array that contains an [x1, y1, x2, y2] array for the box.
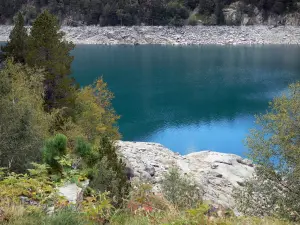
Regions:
[[42, 45, 300, 155]]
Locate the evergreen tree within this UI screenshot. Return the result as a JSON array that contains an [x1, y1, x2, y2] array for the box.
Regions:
[[25, 10, 76, 114], [1, 13, 28, 63], [90, 137, 129, 206]]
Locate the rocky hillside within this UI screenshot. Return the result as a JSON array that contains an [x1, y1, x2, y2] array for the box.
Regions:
[[222, 1, 300, 25], [0, 0, 300, 26], [117, 141, 254, 211]]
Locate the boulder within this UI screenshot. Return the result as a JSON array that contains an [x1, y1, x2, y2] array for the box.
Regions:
[[117, 141, 254, 210], [58, 180, 89, 204]]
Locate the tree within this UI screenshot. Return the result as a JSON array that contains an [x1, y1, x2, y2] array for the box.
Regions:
[[235, 82, 300, 221], [0, 61, 51, 173], [1, 13, 28, 63], [73, 77, 120, 143], [25, 10, 76, 114], [89, 137, 129, 206]]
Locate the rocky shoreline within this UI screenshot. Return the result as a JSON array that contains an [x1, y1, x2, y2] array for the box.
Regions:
[[117, 141, 254, 211], [0, 25, 300, 45]]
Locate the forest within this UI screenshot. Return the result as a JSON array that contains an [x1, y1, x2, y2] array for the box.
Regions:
[[0, 0, 298, 26]]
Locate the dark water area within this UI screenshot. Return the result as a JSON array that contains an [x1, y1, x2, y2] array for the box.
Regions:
[[2, 41, 299, 156]]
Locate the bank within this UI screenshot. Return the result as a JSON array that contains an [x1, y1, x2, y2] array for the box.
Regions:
[[0, 25, 300, 45]]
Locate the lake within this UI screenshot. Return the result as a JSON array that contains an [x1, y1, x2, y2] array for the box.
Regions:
[[71, 45, 300, 156], [2, 42, 298, 156]]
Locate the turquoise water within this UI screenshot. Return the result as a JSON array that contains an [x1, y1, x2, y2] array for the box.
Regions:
[[3, 42, 299, 156], [71, 45, 300, 156]]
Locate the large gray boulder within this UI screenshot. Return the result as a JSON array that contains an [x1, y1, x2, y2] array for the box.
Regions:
[[117, 141, 254, 210]]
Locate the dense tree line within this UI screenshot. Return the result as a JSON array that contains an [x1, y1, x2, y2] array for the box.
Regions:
[[0, 0, 298, 26]]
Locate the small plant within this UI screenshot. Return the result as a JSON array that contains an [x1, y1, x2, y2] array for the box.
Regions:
[[186, 203, 210, 224], [161, 167, 203, 209], [82, 191, 114, 223], [127, 180, 171, 216]]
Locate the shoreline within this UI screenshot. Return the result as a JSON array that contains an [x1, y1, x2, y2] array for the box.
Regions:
[[0, 25, 300, 45]]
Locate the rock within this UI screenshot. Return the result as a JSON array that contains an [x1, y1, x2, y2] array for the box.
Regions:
[[117, 141, 255, 210], [58, 180, 89, 204], [145, 165, 156, 177], [0, 25, 300, 45]]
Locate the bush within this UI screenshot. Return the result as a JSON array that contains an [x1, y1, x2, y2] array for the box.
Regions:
[[42, 134, 67, 172], [234, 82, 300, 221], [127, 180, 171, 214], [188, 14, 199, 25], [161, 167, 203, 209], [89, 137, 130, 206], [0, 61, 51, 173]]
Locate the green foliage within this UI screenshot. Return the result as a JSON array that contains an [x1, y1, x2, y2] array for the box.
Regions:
[[25, 10, 76, 113], [82, 191, 114, 223], [1, 13, 28, 63], [127, 180, 171, 214], [161, 167, 203, 209], [187, 14, 199, 25], [3, 208, 89, 225], [0, 61, 51, 173], [73, 77, 120, 143], [42, 134, 67, 172], [0, 163, 56, 206], [75, 137, 93, 158], [89, 137, 129, 206], [234, 82, 300, 221]]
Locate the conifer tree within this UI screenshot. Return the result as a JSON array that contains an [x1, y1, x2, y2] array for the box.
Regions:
[[25, 10, 76, 113], [1, 13, 28, 63], [90, 137, 129, 206]]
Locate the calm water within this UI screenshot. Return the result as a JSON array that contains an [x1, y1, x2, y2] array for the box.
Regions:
[[71, 45, 300, 156], [2, 42, 298, 156]]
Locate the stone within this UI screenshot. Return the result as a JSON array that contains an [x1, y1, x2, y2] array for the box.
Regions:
[[0, 25, 300, 45], [145, 165, 156, 177], [116, 141, 255, 211], [58, 180, 89, 204]]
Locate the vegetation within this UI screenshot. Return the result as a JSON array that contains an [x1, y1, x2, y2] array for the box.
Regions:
[[0, 0, 299, 26], [161, 167, 203, 209], [0, 61, 51, 173], [1, 10, 300, 225], [234, 82, 300, 221], [26, 10, 76, 113], [1, 13, 28, 63]]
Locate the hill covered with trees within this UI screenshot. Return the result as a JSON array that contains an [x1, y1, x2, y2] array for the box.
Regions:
[[0, 0, 299, 26]]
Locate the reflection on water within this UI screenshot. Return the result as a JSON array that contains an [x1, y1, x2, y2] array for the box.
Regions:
[[72, 45, 300, 155]]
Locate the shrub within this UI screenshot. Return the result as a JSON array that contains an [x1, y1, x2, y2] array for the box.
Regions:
[[42, 134, 67, 172], [127, 180, 171, 215], [161, 167, 203, 209], [188, 14, 199, 25], [0, 61, 51, 173], [82, 191, 114, 223], [234, 82, 300, 221], [88, 137, 129, 206]]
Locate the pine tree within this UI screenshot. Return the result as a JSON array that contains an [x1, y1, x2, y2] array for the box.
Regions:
[[1, 13, 28, 63], [25, 10, 76, 113], [90, 137, 129, 206]]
